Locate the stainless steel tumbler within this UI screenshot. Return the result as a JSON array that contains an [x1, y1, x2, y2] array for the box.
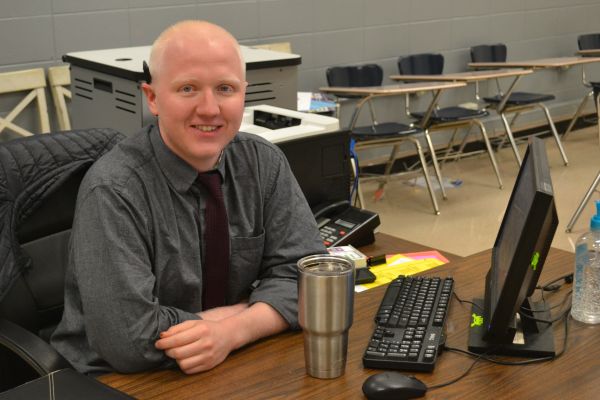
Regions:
[[297, 255, 355, 379]]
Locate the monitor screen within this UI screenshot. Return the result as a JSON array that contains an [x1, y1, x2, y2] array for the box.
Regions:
[[469, 137, 558, 357]]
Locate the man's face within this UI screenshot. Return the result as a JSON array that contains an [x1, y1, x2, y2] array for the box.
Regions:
[[143, 34, 247, 171]]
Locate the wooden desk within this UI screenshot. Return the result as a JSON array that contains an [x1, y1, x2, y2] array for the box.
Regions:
[[468, 56, 600, 70], [578, 49, 600, 57], [319, 81, 465, 131], [391, 68, 547, 168], [470, 56, 600, 142], [99, 233, 597, 400], [319, 81, 466, 212], [390, 68, 532, 83]]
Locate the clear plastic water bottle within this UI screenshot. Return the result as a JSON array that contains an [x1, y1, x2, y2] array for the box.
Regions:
[[571, 200, 600, 324]]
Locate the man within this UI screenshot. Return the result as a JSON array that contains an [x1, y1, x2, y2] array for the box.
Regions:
[[51, 20, 325, 375]]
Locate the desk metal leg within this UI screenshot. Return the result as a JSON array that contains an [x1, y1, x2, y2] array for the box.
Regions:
[[566, 170, 600, 232], [409, 137, 440, 215], [473, 119, 503, 189], [596, 94, 600, 145], [423, 130, 447, 200], [563, 91, 592, 139], [500, 113, 523, 166], [538, 103, 569, 166]]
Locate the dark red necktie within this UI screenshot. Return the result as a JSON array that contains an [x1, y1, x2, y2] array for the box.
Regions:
[[196, 172, 229, 310]]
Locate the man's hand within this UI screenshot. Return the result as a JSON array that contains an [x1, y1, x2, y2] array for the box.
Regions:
[[155, 302, 289, 374], [155, 319, 234, 374]]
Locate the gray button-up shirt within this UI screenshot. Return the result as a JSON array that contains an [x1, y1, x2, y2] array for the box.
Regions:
[[51, 124, 325, 374]]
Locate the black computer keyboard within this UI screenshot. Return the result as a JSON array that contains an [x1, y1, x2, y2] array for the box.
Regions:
[[362, 275, 454, 372]]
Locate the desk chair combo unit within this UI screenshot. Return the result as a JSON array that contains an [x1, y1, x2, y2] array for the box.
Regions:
[[47, 65, 72, 131], [565, 33, 600, 143], [0, 129, 124, 394], [0, 68, 50, 138], [325, 64, 442, 215], [469, 43, 569, 167], [396, 53, 503, 190]]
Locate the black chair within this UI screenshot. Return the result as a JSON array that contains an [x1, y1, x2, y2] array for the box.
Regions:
[[470, 43, 568, 166], [0, 128, 124, 391], [326, 64, 441, 214], [564, 33, 600, 142], [397, 53, 503, 189]]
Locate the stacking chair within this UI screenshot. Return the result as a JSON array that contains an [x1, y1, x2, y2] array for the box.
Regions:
[[47, 65, 72, 131], [326, 64, 441, 214], [0, 68, 50, 138], [397, 53, 503, 189], [564, 33, 600, 143], [470, 43, 568, 166]]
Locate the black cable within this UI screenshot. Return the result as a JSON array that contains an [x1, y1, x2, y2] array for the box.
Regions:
[[536, 273, 573, 291], [426, 357, 481, 390], [520, 291, 571, 313], [444, 346, 554, 365], [452, 291, 484, 312], [519, 291, 572, 322], [444, 303, 571, 366], [424, 277, 571, 392]]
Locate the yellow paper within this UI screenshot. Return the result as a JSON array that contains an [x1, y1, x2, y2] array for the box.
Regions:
[[355, 252, 447, 292]]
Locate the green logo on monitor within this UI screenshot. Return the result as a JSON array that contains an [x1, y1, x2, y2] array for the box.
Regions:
[[470, 313, 483, 328], [530, 251, 540, 271]]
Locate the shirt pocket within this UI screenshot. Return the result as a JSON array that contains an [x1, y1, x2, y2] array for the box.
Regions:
[[228, 230, 265, 302]]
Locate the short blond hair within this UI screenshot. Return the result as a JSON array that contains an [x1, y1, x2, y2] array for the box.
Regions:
[[148, 20, 245, 81]]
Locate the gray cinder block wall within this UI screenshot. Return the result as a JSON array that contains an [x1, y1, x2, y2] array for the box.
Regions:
[[2, 0, 600, 135]]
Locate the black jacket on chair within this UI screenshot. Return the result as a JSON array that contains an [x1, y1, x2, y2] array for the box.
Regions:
[[0, 128, 124, 391]]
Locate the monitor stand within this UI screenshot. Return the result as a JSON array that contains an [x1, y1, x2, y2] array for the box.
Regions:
[[467, 298, 556, 358]]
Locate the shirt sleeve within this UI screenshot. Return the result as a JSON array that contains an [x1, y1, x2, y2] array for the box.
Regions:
[[247, 149, 327, 330], [71, 184, 200, 373]]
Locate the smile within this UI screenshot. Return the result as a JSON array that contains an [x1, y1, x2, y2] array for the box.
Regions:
[[191, 125, 218, 132]]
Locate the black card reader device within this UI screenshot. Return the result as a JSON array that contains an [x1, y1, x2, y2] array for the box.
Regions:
[[314, 201, 380, 248]]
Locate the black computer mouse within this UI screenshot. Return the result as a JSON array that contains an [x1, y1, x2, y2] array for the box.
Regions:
[[362, 371, 427, 400]]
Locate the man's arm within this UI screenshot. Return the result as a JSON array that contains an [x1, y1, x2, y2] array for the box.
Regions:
[[245, 145, 327, 329], [72, 185, 201, 373], [156, 302, 287, 374], [197, 302, 249, 321]]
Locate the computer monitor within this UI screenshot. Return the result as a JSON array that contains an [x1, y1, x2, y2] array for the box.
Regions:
[[276, 129, 351, 210], [468, 137, 558, 358]]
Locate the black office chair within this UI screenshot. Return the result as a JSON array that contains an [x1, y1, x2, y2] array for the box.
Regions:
[[564, 33, 600, 142], [397, 53, 503, 189], [470, 43, 568, 166], [326, 64, 442, 214], [0, 128, 124, 391]]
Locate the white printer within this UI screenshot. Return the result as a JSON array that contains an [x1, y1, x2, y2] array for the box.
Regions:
[[240, 105, 339, 144]]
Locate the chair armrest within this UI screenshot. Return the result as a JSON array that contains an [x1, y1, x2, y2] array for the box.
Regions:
[[0, 318, 71, 376]]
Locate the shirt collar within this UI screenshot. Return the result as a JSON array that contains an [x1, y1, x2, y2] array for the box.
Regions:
[[149, 124, 226, 193]]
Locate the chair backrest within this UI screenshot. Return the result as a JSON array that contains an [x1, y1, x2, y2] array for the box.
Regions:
[[578, 33, 600, 50], [0, 68, 50, 137], [47, 65, 72, 131], [0, 128, 124, 341], [397, 53, 444, 75], [470, 43, 508, 62], [326, 64, 383, 87]]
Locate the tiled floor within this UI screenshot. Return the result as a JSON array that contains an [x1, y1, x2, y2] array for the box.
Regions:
[[360, 126, 600, 257]]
